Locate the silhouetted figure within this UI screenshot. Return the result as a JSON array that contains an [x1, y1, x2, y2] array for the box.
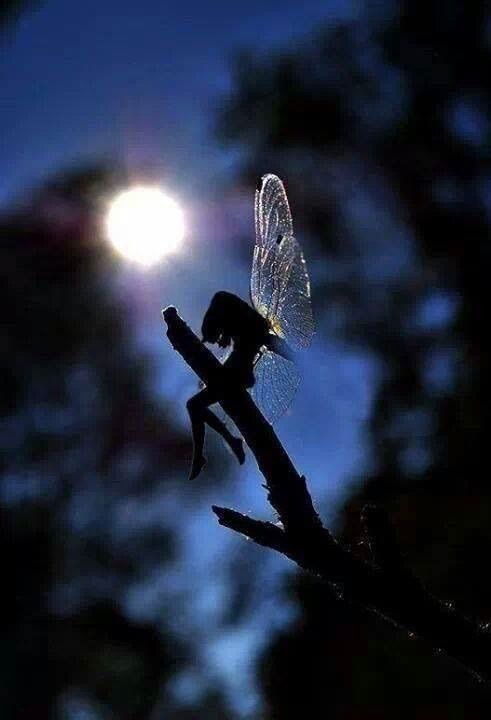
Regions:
[[187, 291, 269, 479], [186, 174, 314, 479]]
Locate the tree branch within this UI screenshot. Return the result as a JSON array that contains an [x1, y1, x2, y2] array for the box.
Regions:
[[212, 506, 288, 551], [162, 306, 491, 684]]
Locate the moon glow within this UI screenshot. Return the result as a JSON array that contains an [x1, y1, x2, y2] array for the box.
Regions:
[[106, 186, 185, 265]]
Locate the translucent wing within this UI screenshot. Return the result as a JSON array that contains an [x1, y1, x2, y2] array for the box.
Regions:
[[251, 174, 314, 350], [250, 349, 300, 424]]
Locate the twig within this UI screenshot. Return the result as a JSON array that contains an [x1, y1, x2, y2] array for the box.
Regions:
[[162, 306, 491, 684]]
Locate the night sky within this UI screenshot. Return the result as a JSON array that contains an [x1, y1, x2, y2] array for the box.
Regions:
[[3, 1, 491, 714], [2, 1, 373, 715], [1, 0, 356, 203]]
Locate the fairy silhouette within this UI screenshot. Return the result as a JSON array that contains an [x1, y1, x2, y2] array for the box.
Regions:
[[187, 174, 314, 479]]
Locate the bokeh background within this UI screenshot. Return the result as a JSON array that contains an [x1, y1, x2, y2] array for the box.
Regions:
[[2, 1, 491, 717]]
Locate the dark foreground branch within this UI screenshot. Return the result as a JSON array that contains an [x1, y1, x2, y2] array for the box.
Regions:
[[163, 306, 491, 684]]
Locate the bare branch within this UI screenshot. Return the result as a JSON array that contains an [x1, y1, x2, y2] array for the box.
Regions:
[[163, 306, 324, 535], [162, 306, 491, 684], [212, 506, 287, 550]]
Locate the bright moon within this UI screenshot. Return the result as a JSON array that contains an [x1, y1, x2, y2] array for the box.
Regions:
[[105, 186, 185, 266]]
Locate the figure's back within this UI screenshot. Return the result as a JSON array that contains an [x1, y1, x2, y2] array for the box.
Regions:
[[202, 291, 269, 388], [203, 291, 269, 346]]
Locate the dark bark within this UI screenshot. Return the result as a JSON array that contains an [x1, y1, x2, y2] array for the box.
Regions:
[[162, 306, 491, 684]]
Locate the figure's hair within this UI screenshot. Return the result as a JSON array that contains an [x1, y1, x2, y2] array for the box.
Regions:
[[201, 292, 224, 343]]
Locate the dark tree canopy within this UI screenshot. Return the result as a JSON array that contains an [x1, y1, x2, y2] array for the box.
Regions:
[[0, 0, 36, 29], [219, 0, 491, 715], [0, 165, 233, 719]]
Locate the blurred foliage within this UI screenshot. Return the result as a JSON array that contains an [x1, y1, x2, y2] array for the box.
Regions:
[[0, 0, 37, 31], [219, 0, 491, 714], [259, 575, 486, 719], [0, 165, 232, 719], [3, 0, 491, 715]]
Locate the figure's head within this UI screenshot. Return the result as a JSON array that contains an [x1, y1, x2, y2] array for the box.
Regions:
[[201, 292, 228, 343]]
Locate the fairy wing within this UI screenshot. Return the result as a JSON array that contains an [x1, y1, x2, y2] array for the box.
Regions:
[[215, 346, 299, 425], [251, 349, 300, 425], [251, 174, 314, 350], [212, 346, 298, 428]]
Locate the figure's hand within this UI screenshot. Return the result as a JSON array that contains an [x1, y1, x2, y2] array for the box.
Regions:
[[218, 334, 231, 348]]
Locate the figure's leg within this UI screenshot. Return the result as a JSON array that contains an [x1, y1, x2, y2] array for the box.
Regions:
[[202, 407, 245, 466], [186, 388, 245, 480], [186, 389, 212, 480]]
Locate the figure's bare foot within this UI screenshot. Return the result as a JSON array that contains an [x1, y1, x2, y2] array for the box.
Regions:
[[230, 437, 246, 465], [189, 454, 207, 480]]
